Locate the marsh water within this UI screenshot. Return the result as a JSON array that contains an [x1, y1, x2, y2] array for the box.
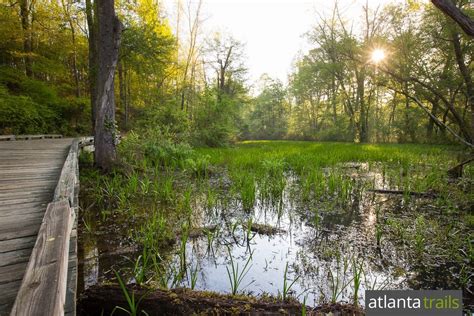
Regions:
[[78, 162, 472, 308]]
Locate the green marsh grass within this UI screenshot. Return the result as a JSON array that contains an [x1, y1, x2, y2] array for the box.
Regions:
[[351, 258, 364, 306], [226, 247, 254, 295], [301, 296, 307, 316], [326, 254, 352, 303], [189, 264, 199, 290], [280, 262, 300, 301], [80, 139, 472, 306], [231, 170, 256, 211], [205, 227, 219, 253], [375, 223, 383, 248], [112, 271, 149, 316], [179, 222, 190, 270]]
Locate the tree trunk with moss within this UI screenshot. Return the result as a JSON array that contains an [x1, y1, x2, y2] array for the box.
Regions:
[[93, 0, 122, 171]]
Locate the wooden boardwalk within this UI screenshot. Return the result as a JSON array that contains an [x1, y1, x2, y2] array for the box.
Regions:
[[0, 138, 76, 315]]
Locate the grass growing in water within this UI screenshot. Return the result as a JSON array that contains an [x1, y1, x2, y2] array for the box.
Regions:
[[226, 247, 255, 295], [112, 271, 149, 316], [79, 138, 473, 309], [280, 262, 300, 301]]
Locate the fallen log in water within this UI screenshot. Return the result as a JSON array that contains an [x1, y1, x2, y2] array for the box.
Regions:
[[77, 285, 364, 316], [368, 189, 438, 198]]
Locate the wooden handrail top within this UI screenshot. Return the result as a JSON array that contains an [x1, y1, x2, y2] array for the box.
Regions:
[[0, 134, 63, 141]]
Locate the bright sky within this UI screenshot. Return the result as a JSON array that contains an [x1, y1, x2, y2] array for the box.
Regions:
[[162, 0, 406, 85]]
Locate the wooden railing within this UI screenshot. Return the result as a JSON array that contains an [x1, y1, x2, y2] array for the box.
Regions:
[[0, 134, 63, 141], [10, 137, 93, 316]]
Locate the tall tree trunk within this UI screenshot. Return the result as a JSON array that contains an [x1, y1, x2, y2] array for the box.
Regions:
[[452, 30, 474, 141], [331, 78, 337, 124], [388, 92, 398, 141], [126, 67, 131, 129], [85, 0, 97, 133], [70, 23, 80, 97], [427, 98, 439, 139], [61, 0, 80, 97], [19, 0, 33, 77], [118, 60, 126, 128], [93, 0, 122, 171], [404, 82, 411, 142], [357, 70, 368, 142]]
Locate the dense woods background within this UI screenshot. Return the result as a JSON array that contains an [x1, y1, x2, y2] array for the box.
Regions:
[[0, 0, 472, 146]]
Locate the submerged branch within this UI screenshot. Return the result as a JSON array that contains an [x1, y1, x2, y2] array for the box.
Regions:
[[369, 189, 438, 198]]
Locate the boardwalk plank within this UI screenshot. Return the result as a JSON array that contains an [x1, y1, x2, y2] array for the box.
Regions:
[[0, 248, 31, 267], [0, 236, 37, 253], [0, 262, 28, 284], [0, 280, 22, 313], [0, 205, 48, 217], [0, 138, 73, 315]]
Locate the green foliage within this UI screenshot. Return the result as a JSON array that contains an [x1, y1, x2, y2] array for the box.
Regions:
[[0, 66, 89, 135], [119, 128, 211, 180], [244, 76, 289, 140], [140, 104, 190, 138], [112, 271, 149, 316], [192, 88, 246, 147]]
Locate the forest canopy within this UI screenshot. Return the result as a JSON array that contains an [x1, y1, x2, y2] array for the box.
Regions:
[[0, 0, 472, 147]]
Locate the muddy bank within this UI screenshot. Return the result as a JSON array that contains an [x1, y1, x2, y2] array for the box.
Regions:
[[77, 285, 364, 316]]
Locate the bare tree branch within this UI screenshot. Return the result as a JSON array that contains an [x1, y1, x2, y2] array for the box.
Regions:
[[385, 84, 474, 148]]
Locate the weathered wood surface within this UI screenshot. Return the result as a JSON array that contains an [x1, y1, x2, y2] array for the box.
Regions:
[[10, 200, 73, 316], [0, 138, 72, 315], [0, 134, 63, 141]]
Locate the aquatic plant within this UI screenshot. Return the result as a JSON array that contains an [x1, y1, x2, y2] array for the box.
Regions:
[[189, 264, 199, 290], [132, 251, 150, 285], [226, 247, 254, 295], [352, 258, 364, 306], [177, 186, 193, 218], [280, 262, 300, 301], [112, 271, 149, 316], [205, 227, 219, 253], [240, 175, 256, 211], [184, 155, 210, 178], [364, 274, 390, 291], [375, 223, 383, 248], [154, 261, 188, 290], [301, 296, 307, 316], [179, 222, 190, 270], [206, 187, 218, 210], [230, 170, 256, 211], [137, 211, 170, 251], [312, 208, 320, 228], [159, 175, 175, 203], [327, 255, 352, 303], [413, 215, 426, 255], [244, 218, 256, 243]]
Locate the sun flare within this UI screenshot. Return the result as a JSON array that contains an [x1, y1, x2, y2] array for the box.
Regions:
[[371, 49, 386, 63]]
